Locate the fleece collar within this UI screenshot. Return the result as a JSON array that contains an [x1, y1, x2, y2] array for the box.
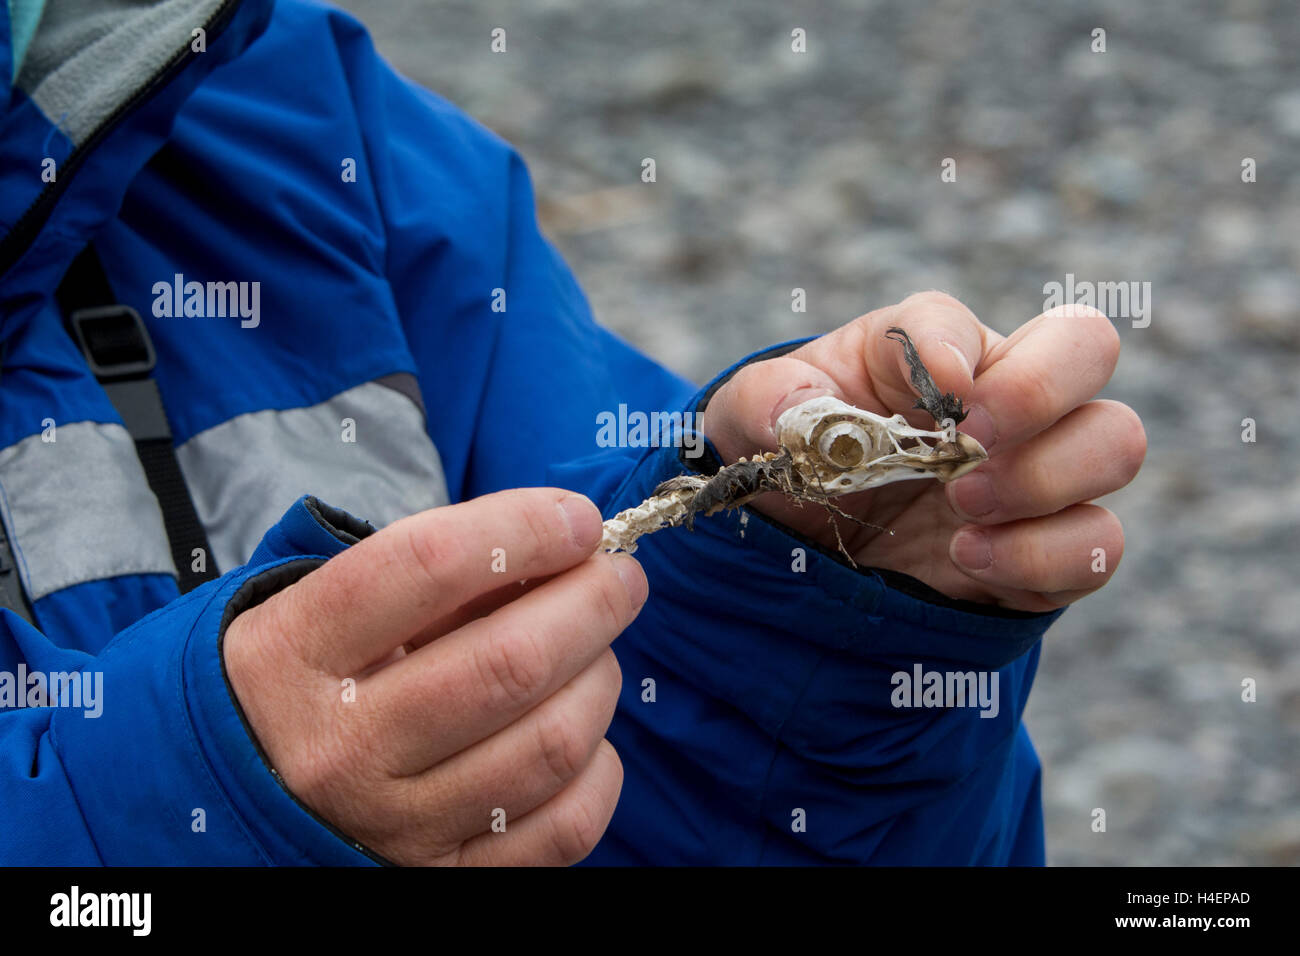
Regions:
[[0, 0, 272, 287], [7, 0, 46, 82]]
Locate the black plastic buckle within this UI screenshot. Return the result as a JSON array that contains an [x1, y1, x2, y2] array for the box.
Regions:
[[67, 304, 156, 382]]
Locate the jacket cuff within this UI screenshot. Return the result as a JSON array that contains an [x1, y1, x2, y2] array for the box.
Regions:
[[52, 495, 385, 865]]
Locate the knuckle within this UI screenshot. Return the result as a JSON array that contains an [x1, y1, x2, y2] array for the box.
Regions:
[[361, 799, 449, 866], [399, 517, 466, 597], [1010, 526, 1053, 582], [534, 708, 588, 785], [1020, 453, 1058, 512], [1010, 362, 1062, 423], [387, 784, 462, 864], [358, 781, 416, 846], [475, 625, 551, 708], [549, 787, 609, 865], [515, 493, 560, 559], [587, 564, 630, 634]]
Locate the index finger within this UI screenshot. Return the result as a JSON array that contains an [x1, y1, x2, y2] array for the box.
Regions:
[[249, 488, 604, 675], [867, 292, 991, 424], [795, 292, 993, 425]]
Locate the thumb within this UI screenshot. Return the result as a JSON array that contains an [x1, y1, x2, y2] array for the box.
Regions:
[[700, 356, 844, 465]]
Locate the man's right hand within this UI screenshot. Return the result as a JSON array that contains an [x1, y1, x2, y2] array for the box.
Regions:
[[222, 489, 645, 866]]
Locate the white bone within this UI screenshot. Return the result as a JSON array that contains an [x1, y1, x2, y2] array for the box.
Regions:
[[776, 396, 986, 494], [601, 395, 988, 552]]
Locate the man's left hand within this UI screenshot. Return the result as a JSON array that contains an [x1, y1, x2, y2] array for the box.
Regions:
[[701, 292, 1147, 612]]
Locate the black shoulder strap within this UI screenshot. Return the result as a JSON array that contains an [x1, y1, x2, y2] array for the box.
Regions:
[[0, 321, 37, 623], [0, 521, 34, 626], [57, 246, 219, 594]]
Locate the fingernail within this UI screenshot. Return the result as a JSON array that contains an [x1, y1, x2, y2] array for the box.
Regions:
[[612, 554, 649, 606], [771, 386, 834, 432], [940, 338, 973, 379], [557, 495, 601, 550], [951, 472, 997, 518], [951, 529, 992, 571], [961, 404, 996, 452]]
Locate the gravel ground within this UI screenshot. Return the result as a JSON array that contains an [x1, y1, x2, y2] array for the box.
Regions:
[[334, 0, 1299, 865]]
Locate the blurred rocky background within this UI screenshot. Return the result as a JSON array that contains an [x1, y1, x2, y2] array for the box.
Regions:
[[335, 0, 1299, 864]]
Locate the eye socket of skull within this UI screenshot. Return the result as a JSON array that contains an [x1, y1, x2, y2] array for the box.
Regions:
[[816, 422, 869, 469]]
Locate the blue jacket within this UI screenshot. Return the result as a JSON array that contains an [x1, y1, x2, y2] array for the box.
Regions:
[[0, 0, 1059, 864]]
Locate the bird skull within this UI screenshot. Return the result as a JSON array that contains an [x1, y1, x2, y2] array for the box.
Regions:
[[775, 395, 988, 495]]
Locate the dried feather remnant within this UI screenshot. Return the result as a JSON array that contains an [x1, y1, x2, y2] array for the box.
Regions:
[[885, 326, 969, 427], [600, 452, 794, 554], [600, 328, 989, 555]]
